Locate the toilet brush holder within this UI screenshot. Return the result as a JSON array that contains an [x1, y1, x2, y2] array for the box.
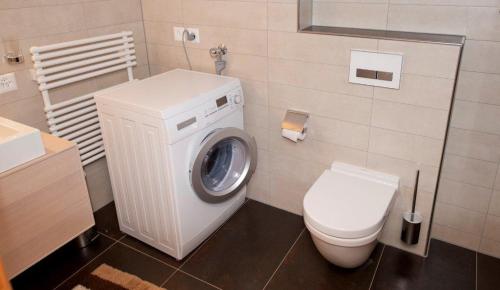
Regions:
[[400, 169, 422, 245], [401, 212, 423, 245]]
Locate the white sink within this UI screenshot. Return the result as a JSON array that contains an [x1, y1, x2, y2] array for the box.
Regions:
[[0, 117, 45, 173]]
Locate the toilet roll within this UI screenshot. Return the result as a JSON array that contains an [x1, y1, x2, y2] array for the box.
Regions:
[[281, 128, 307, 142]]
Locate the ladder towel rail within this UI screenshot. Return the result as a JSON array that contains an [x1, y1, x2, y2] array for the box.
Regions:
[[31, 31, 137, 166]]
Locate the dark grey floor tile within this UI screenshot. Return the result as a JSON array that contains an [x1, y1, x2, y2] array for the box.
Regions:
[[478, 253, 500, 290], [164, 271, 219, 290], [266, 231, 383, 290], [11, 235, 114, 290], [120, 235, 188, 268], [56, 242, 175, 290], [371, 239, 475, 290], [181, 200, 304, 290], [93, 202, 125, 240]]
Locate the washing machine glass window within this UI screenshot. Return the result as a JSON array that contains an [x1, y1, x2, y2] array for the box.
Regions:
[[191, 128, 257, 203], [201, 138, 246, 191]]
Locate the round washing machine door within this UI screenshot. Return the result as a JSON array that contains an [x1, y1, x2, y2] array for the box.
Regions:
[[190, 127, 257, 203]]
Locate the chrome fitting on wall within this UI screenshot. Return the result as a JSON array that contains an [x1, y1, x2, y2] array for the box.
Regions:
[[209, 44, 228, 75]]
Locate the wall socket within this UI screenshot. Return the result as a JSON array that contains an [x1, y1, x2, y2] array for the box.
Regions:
[[173, 27, 200, 43], [0, 73, 17, 94]]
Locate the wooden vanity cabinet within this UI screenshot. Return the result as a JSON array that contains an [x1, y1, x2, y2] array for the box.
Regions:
[[0, 133, 95, 278]]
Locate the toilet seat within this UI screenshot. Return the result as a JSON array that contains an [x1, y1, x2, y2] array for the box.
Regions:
[[305, 219, 382, 247], [303, 163, 399, 239]]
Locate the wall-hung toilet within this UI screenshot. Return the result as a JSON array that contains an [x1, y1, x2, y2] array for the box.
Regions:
[[303, 162, 399, 268]]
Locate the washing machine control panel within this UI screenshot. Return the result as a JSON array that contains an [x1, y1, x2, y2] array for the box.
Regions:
[[202, 88, 243, 120], [166, 87, 244, 144]]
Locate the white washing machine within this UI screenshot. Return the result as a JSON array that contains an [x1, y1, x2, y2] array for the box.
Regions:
[[94, 69, 257, 259]]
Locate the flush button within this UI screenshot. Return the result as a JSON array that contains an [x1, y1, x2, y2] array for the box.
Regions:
[[356, 69, 377, 79], [377, 71, 393, 81]]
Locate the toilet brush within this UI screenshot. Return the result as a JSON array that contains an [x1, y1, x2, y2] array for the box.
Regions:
[[401, 170, 423, 245]]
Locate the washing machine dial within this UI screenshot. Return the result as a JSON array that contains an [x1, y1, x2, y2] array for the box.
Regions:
[[233, 94, 242, 104]]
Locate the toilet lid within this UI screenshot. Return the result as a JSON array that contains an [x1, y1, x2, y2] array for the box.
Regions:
[[303, 168, 398, 239]]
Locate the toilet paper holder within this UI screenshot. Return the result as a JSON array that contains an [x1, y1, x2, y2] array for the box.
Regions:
[[281, 110, 309, 134]]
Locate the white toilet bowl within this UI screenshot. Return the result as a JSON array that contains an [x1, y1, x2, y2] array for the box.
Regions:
[[303, 162, 399, 268]]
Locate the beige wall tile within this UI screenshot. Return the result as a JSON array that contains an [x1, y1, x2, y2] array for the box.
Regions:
[[95, 65, 150, 90], [244, 103, 269, 129], [142, 0, 182, 22], [267, 131, 368, 167], [268, 31, 378, 66], [268, 3, 298, 32], [268, 58, 373, 98], [467, 7, 500, 41], [84, 158, 114, 211], [496, 168, 500, 189], [378, 40, 460, 79], [147, 44, 190, 70], [488, 190, 500, 217], [144, 21, 178, 46], [268, 153, 326, 214], [83, 0, 142, 29], [479, 238, 500, 259], [483, 214, 500, 241], [388, 5, 467, 35], [183, 0, 267, 30], [434, 202, 486, 235], [0, 4, 85, 39], [446, 128, 500, 163], [186, 26, 268, 57], [313, 2, 388, 30], [456, 71, 500, 106], [87, 21, 146, 43], [241, 79, 268, 106], [441, 154, 498, 188], [268, 82, 373, 125], [432, 224, 481, 251], [367, 153, 439, 193], [0, 70, 39, 106], [222, 54, 268, 82], [371, 100, 449, 139], [451, 100, 500, 136], [0, 95, 46, 128], [374, 74, 454, 110], [437, 178, 493, 213], [308, 115, 371, 150], [462, 40, 500, 74], [369, 127, 444, 167], [247, 169, 270, 204], [245, 125, 269, 150], [298, 0, 313, 29]]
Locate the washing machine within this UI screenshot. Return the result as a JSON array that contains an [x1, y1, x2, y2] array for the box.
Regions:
[[94, 69, 257, 259]]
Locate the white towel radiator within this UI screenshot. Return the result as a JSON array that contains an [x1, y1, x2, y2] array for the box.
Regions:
[[30, 31, 137, 166]]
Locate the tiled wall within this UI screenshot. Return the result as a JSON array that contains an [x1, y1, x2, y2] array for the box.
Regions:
[[141, 0, 461, 256], [310, 0, 500, 258], [0, 0, 150, 211]]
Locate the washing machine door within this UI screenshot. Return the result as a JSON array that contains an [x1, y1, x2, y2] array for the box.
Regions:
[[191, 127, 257, 203]]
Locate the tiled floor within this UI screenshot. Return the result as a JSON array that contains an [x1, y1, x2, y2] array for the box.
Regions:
[[11, 199, 500, 290]]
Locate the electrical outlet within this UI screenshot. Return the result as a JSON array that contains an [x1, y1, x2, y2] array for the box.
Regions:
[[0, 73, 17, 94], [173, 27, 200, 43]]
